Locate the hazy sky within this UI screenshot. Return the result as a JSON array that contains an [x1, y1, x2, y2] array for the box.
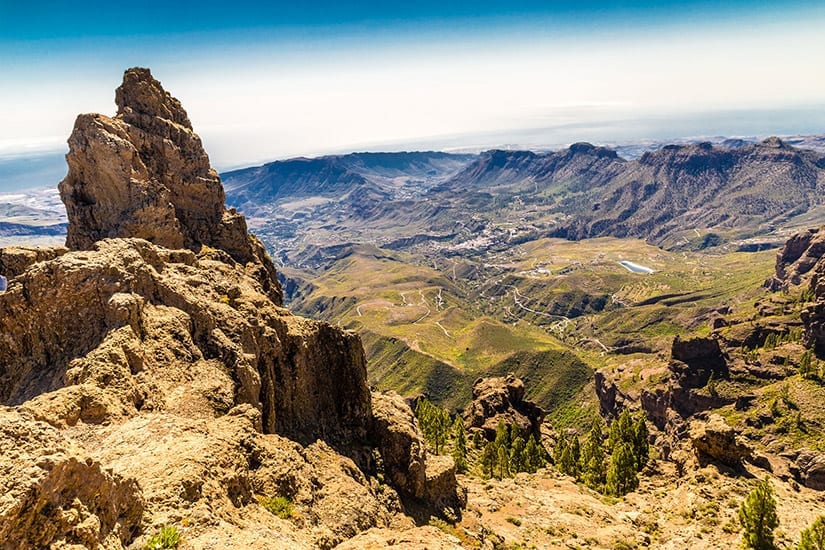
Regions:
[[2, 0, 825, 170]]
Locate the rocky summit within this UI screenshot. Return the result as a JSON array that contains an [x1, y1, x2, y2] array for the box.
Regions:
[[58, 67, 280, 305], [0, 68, 462, 549]]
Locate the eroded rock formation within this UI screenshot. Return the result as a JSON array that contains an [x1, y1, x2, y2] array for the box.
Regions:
[[371, 391, 465, 513], [58, 67, 280, 304], [0, 68, 461, 548], [464, 374, 544, 441]]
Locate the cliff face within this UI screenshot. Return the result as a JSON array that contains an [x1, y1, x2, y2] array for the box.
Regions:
[[767, 225, 825, 353], [0, 68, 461, 548]]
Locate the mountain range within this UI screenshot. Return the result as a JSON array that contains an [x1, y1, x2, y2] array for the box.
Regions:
[[218, 138, 825, 268]]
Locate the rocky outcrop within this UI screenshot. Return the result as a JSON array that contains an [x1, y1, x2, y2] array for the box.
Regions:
[[0, 245, 67, 278], [766, 226, 825, 289], [0, 237, 371, 448], [0, 408, 144, 548], [792, 450, 825, 491], [594, 369, 631, 419], [689, 414, 751, 467], [370, 391, 464, 513], [371, 391, 428, 500], [669, 335, 727, 388], [803, 247, 825, 353], [58, 68, 280, 304], [0, 68, 431, 547], [465, 375, 544, 441]]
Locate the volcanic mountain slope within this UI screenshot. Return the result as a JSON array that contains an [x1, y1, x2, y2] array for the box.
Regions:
[[0, 68, 465, 549], [223, 151, 476, 217], [232, 138, 825, 264]]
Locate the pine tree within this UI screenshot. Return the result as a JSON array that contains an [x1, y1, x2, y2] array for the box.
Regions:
[[496, 445, 510, 479], [431, 407, 451, 454], [553, 431, 569, 466], [495, 419, 511, 449], [633, 415, 649, 470], [800, 350, 816, 380], [414, 398, 451, 454], [739, 477, 779, 550], [605, 442, 639, 496], [559, 437, 579, 477], [472, 430, 483, 449], [608, 409, 634, 453], [579, 420, 606, 490], [480, 442, 497, 479], [798, 515, 825, 550], [452, 417, 468, 473], [524, 435, 545, 473], [509, 436, 526, 473]]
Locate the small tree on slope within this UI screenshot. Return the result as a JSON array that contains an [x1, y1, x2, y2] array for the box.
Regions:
[[798, 515, 825, 550], [739, 477, 779, 550]]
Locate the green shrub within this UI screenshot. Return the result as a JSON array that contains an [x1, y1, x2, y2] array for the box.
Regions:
[[145, 525, 181, 550], [261, 495, 294, 519], [798, 515, 825, 550]]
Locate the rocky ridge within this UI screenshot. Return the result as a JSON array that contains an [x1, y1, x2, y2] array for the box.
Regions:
[[0, 68, 461, 549]]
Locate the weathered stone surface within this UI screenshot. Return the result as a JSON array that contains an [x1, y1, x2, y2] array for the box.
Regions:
[[337, 526, 463, 549], [58, 68, 281, 304], [464, 374, 545, 441], [594, 369, 630, 419], [0, 245, 67, 278], [689, 413, 751, 467], [793, 450, 825, 491], [767, 226, 825, 289], [370, 391, 427, 500], [425, 455, 467, 512], [370, 391, 464, 513], [0, 408, 144, 549], [0, 238, 371, 448]]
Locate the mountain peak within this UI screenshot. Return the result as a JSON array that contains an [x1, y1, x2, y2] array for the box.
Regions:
[[59, 67, 282, 303], [115, 67, 192, 129]]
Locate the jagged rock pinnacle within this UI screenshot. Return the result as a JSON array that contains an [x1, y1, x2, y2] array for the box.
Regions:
[[59, 67, 281, 303]]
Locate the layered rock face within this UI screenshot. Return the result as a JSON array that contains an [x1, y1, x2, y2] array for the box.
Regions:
[[58, 67, 280, 304], [767, 225, 825, 353], [0, 68, 461, 548]]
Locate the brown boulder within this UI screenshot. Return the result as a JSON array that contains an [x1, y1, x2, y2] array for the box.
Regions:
[[370, 391, 464, 513], [792, 450, 825, 491], [689, 414, 751, 467], [464, 374, 544, 441], [371, 391, 428, 500]]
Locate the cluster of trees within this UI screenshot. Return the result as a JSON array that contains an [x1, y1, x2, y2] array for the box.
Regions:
[[739, 477, 825, 550], [799, 350, 823, 383], [478, 420, 546, 479], [553, 409, 648, 496], [415, 398, 453, 454], [414, 398, 545, 478]]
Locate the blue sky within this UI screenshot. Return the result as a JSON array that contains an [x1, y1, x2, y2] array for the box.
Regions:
[[1, 0, 824, 178]]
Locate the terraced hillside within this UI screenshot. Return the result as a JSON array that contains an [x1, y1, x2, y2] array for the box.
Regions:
[[281, 237, 778, 427]]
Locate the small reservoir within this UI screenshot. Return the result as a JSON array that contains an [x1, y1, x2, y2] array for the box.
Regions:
[[618, 260, 654, 274]]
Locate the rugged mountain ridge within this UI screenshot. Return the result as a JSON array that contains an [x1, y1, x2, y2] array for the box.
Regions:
[[227, 137, 825, 265], [0, 68, 462, 549]]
